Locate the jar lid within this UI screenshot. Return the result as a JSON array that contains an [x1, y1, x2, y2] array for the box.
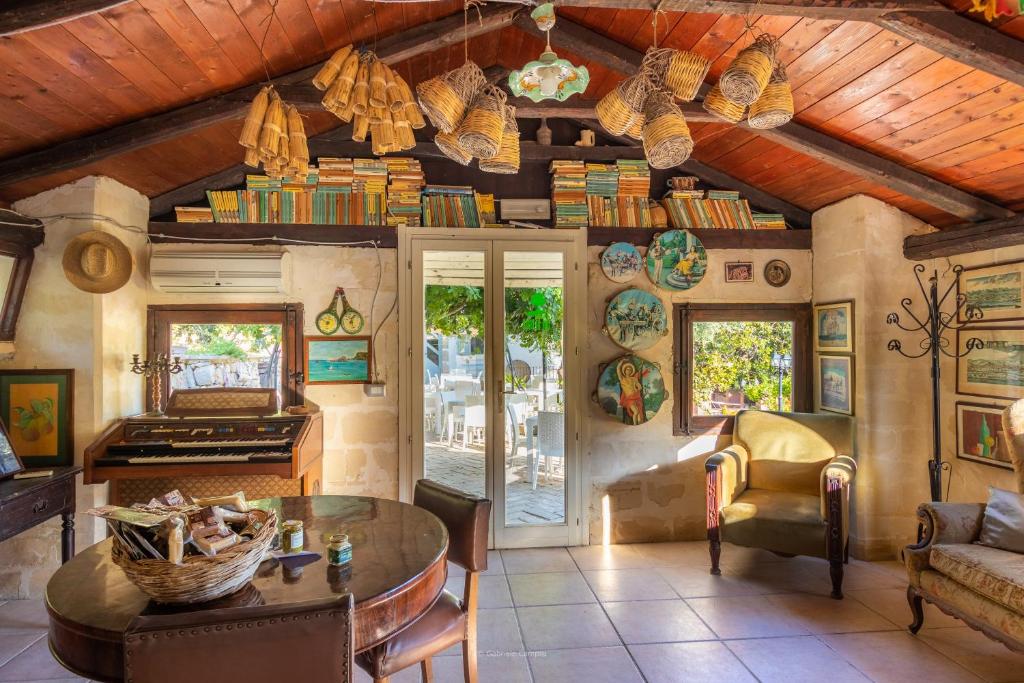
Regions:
[[329, 533, 349, 543]]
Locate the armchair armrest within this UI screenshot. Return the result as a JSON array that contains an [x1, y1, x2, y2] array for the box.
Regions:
[[819, 454, 857, 521], [904, 502, 986, 581], [705, 445, 749, 510]]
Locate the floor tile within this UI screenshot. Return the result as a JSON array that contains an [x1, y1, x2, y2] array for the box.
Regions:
[[918, 626, 1024, 683], [846, 587, 964, 630], [436, 652, 533, 683], [0, 632, 44, 668], [766, 592, 898, 634], [516, 603, 621, 651], [437, 607, 524, 659], [686, 594, 810, 639], [446, 550, 503, 579], [0, 600, 48, 634], [603, 599, 715, 644], [655, 565, 771, 598], [629, 641, 757, 683], [501, 548, 577, 574], [821, 631, 985, 682], [726, 635, 872, 682], [477, 575, 513, 609], [626, 541, 709, 567], [568, 544, 650, 571], [582, 568, 677, 602], [528, 646, 643, 683], [0, 637, 85, 681], [508, 571, 596, 607]]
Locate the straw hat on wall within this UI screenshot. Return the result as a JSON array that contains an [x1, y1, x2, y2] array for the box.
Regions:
[[62, 230, 132, 294]]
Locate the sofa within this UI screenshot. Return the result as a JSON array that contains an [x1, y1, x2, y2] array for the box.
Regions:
[[904, 400, 1024, 653]]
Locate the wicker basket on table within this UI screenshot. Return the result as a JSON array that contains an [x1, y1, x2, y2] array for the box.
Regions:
[[112, 509, 278, 605]]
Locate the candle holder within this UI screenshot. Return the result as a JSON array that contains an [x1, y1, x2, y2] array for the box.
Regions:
[[131, 353, 183, 417]]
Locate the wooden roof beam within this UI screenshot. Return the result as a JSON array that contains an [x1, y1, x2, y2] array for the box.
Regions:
[[549, 1, 945, 20], [0, 0, 130, 36], [903, 214, 1024, 259]]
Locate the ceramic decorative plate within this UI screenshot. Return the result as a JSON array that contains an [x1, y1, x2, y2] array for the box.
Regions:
[[604, 289, 668, 351], [600, 242, 643, 283], [646, 229, 707, 291], [595, 355, 667, 426], [764, 259, 792, 288]]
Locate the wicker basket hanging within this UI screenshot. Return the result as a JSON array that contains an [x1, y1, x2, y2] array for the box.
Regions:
[[435, 131, 474, 165], [313, 44, 354, 91], [747, 63, 793, 129], [719, 34, 777, 106], [664, 50, 712, 102], [642, 90, 694, 169], [703, 83, 746, 123], [479, 105, 520, 174], [596, 73, 654, 136], [456, 85, 507, 160], [417, 61, 486, 134], [625, 114, 645, 141]]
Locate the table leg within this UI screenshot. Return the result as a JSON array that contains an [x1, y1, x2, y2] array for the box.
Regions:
[[61, 512, 74, 564]]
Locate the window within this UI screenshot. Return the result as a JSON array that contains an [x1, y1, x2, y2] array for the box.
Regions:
[[147, 304, 304, 411], [673, 304, 811, 435]]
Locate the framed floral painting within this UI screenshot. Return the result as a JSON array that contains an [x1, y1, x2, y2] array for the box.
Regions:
[[0, 369, 74, 467]]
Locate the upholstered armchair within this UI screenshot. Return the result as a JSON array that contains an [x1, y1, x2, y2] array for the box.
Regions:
[[705, 410, 857, 598]]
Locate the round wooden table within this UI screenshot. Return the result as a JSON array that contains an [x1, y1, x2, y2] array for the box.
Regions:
[[46, 495, 449, 683]]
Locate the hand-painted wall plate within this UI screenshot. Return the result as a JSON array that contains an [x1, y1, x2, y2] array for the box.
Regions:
[[604, 289, 668, 351], [600, 242, 642, 283], [595, 355, 667, 426], [646, 229, 707, 291]]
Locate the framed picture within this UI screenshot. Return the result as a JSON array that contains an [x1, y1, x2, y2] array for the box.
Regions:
[[724, 262, 753, 283], [816, 355, 854, 415], [305, 336, 372, 385], [814, 300, 854, 353], [957, 327, 1024, 400], [0, 420, 24, 479], [958, 259, 1024, 323], [956, 402, 1013, 470], [0, 370, 74, 467]]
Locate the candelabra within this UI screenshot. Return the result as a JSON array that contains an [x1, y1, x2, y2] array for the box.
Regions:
[[130, 353, 183, 416], [885, 264, 983, 502]]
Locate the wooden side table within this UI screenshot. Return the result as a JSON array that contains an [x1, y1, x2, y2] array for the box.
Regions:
[[0, 467, 81, 563]]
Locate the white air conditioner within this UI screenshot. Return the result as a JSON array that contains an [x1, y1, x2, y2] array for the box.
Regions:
[[149, 251, 285, 293]]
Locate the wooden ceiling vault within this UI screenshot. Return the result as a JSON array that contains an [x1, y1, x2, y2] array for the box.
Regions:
[[1, 1, 1024, 237]]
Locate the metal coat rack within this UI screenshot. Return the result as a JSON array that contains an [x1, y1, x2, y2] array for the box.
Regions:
[[885, 264, 983, 502]]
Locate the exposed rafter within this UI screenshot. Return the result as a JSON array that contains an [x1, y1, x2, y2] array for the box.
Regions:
[[903, 215, 1024, 260], [514, 13, 642, 73], [0, 0, 130, 36]]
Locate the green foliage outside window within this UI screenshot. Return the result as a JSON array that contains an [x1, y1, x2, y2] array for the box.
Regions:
[[692, 320, 793, 415]]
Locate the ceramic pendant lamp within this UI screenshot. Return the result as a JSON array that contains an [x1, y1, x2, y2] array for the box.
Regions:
[[508, 3, 589, 102]]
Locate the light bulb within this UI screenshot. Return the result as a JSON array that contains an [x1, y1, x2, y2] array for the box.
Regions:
[[537, 65, 563, 97]]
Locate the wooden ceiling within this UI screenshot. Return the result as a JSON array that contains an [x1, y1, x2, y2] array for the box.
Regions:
[[0, 0, 1023, 230]]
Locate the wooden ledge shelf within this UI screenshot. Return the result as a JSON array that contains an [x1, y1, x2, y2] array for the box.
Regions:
[[148, 223, 812, 251]]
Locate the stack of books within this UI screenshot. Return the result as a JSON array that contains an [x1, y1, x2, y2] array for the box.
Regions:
[[175, 206, 213, 222], [752, 213, 787, 229], [616, 160, 650, 197], [550, 160, 588, 228], [661, 185, 760, 230], [421, 185, 482, 227], [383, 157, 425, 226], [584, 160, 654, 227], [476, 194, 498, 226], [585, 163, 619, 197]]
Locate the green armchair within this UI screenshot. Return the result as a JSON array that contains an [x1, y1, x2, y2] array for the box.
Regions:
[[705, 410, 857, 598]]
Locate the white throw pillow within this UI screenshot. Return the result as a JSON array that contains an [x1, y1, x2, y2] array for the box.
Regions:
[[978, 486, 1024, 554]]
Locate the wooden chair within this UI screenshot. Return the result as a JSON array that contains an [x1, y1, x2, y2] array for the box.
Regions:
[[123, 595, 354, 682], [356, 479, 491, 683]]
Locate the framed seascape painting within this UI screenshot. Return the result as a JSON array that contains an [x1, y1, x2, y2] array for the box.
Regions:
[[816, 355, 854, 415], [0, 369, 74, 467], [814, 300, 854, 353], [957, 327, 1024, 400], [305, 336, 372, 385], [956, 402, 1013, 470], [958, 260, 1024, 323]]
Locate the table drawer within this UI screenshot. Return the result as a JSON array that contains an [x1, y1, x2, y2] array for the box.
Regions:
[[0, 482, 71, 537]]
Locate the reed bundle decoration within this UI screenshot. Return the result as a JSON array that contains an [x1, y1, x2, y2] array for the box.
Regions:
[[642, 89, 694, 169], [479, 105, 520, 174], [702, 83, 747, 123], [417, 61, 487, 134], [457, 85, 507, 160], [238, 86, 309, 179], [719, 34, 777, 106], [747, 63, 794, 130]]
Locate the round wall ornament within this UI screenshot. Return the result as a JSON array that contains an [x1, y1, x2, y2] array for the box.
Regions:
[[764, 259, 792, 288], [646, 229, 707, 291], [604, 289, 668, 351], [600, 242, 643, 283], [595, 354, 667, 425]]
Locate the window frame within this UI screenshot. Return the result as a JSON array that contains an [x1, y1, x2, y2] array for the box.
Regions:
[[146, 303, 304, 412], [672, 303, 812, 436]]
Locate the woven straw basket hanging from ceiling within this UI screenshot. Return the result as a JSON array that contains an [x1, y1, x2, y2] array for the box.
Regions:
[[719, 34, 777, 106], [435, 131, 474, 165], [417, 61, 487, 134], [642, 89, 694, 169], [747, 63, 793, 129], [457, 85, 507, 160], [643, 47, 711, 103], [703, 83, 746, 124], [479, 105, 520, 174], [596, 73, 654, 137]]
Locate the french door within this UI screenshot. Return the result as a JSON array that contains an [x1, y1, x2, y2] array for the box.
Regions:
[[399, 227, 585, 548]]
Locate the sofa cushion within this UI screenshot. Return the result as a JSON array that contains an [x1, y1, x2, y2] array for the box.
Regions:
[[979, 487, 1024, 553], [930, 543, 1024, 613], [720, 489, 826, 559]]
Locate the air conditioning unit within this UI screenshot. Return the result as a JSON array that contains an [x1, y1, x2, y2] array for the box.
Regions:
[[149, 251, 285, 293]]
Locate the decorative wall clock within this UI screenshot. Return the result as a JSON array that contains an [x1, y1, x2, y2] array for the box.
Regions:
[[646, 229, 707, 291], [604, 289, 668, 351], [600, 242, 643, 283], [595, 355, 667, 426]]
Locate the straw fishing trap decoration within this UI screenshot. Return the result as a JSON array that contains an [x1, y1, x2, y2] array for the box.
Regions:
[[239, 85, 310, 179]]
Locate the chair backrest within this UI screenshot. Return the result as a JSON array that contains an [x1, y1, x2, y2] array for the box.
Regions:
[[538, 411, 565, 458], [734, 410, 855, 497], [414, 479, 491, 573], [123, 595, 354, 683], [1002, 399, 1024, 494]]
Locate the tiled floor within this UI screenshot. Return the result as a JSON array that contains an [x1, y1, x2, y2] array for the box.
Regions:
[[3, 542, 1023, 682]]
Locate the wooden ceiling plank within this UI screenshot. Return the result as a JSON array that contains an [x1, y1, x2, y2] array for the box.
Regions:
[[0, 0, 131, 36], [912, 121, 1024, 173], [550, 1, 943, 20], [302, 0, 351, 50], [773, 17, 843, 66], [226, 0, 300, 75], [904, 214, 1024, 259], [679, 158, 813, 227], [0, 45, 110, 131], [660, 12, 722, 52], [783, 21, 882, 91], [937, 145, 1024, 184], [183, 0, 266, 82], [513, 12, 642, 75]]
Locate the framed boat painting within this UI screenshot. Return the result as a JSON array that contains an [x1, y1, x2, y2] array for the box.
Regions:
[[815, 355, 854, 415], [814, 300, 854, 353], [0, 369, 74, 467], [958, 259, 1024, 323], [305, 336, 372, 385], [957, 327, 1024, 400], [955, 402, 1013, 470]]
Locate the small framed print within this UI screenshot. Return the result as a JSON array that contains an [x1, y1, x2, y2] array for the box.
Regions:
[[958, 259, 1024, 323], [0, 369, 74, 467], [816, 355, 854, 415], [724, 262, 753, 283], [956, 326, 1024, 400], [814, 300, 854, 354], [305, 336, 372, 384], [956, 402, 1013, 470]]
